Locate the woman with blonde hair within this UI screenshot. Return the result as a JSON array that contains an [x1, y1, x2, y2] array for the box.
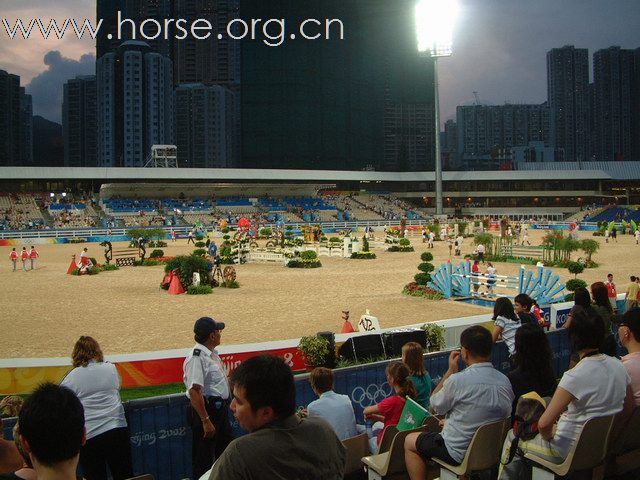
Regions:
[[402, 342, 432, 409], [60, 336, 132, 480], [363, 361, 417, 452]]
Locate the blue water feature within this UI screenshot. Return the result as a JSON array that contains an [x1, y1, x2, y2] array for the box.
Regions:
[[455, 297, 496, 308]]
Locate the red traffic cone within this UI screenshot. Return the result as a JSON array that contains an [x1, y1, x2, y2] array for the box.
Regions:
[[341, 319, 355, 333], [162, 270, 174, 286], [67, 256, 78, 274], [168, 275, 185, 295]]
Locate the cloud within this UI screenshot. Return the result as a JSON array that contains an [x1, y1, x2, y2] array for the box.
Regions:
[[25, 50, 95, 123]]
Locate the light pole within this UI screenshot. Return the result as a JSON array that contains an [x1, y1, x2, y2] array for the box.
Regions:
[[415, 0, 458, 216]]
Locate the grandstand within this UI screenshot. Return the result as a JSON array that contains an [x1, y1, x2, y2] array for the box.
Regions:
[[0, 162, 639, 231]]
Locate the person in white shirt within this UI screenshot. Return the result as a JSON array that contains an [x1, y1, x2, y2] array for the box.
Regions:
[[498, 308, 633, 479], [60, 336, 132, 480], [303, 367, 364, 441], [615, 308, 640, 406], [405, 326, 513, 480], [485, 262, 497, 294], [491, 297, 521, 357], [183, 317, 233, 479], [476, 243, 486, 263]]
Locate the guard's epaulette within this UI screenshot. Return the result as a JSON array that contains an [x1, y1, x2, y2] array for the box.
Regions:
[[193, 349, 201, 356]]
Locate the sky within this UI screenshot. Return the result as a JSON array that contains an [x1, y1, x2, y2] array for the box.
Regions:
[[1, 0, 639, 124]]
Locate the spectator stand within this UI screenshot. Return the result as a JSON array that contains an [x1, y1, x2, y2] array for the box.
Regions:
[[0, 330, 571, 480]]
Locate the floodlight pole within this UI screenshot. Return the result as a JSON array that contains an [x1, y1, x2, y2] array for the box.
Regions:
[[433, 55, 443, 215]]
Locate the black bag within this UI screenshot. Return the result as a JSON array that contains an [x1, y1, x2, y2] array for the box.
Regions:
[[503, 392, 546, 465]]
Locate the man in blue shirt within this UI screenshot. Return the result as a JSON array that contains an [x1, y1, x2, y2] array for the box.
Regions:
[[404, 326, 513, 479], [208, 241, 217, 259], [303, 367, 364, 441]]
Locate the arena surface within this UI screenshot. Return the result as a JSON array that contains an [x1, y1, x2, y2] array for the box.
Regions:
[[1, 229, 637, 358]]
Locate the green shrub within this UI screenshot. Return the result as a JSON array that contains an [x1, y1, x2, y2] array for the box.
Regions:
[[387, 245, 415, 252], [300, 250, 318, 261], [223, 234, 231, 241], [150, 249, 164, 258], [418, 262, 435, 273], [195, 234, 205, 241], [192, 249, 207, 257], [287, 259, 322, 268], [100, 264, 119, 271], [399, 238, 411, 246], [90, 257, 98, 266], [566, 278, 587, 292], [259, 228, 272, 237], [143, 259, 162, 266], [219, 280, 240, 288], [221, 227, 230, 233], [567, 261, 584, 277], [362, 235, 370, 252], [421, 323, 446, 351], [195, 241, 206, 248], [329, 237, 341, 243], [421, 252, 434, 262], [187, 284, 213, 295], [156, 241, 167, 247], [414, 272, 432, 285], [564, 293, 574, 301], [164, 255, 210, 289], [350, 252, 377, 259]]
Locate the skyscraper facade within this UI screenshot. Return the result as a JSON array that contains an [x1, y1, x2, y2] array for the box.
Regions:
[[97, 41, 174, 167], [240, 0, 434, 171], [19, 87, 33, 165], [96, 0, 172, 60], [175, 83, 236, 168], [0, 70, 32, 166], [456, 104, 550, 158], [63, 75, 97, 167], [592, 46, 635, 161], [547, 45, 589, 163]]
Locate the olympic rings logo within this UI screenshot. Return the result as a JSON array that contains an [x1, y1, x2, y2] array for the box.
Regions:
[[351, 382, 392, 408]]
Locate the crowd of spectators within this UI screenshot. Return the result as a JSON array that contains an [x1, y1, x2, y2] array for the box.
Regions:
[[1, 305, 640, 480]]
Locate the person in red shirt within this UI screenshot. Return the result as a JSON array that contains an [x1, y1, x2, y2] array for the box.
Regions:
[[20, 247, 28, 271], [29, 246, 39, 270], [9, 247, 18, 272], [363, 362, 417, 453], [471, 260, 480, 294], [605, 273, 617, 312]]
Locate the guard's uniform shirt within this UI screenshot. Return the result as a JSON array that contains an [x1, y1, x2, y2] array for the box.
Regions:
[[183, 343, 232, 479], [183, 343, 229, 400]]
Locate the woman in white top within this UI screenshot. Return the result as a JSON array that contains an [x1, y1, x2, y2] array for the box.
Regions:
[[61, 337, 132, 480], [498, 308, 632, 479], [491, 297, 521, 357]]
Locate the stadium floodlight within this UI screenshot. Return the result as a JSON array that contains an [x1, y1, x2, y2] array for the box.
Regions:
[[415, 0, 458, 57], [49, 192, 55, 198], [415, 0, 458, 216]]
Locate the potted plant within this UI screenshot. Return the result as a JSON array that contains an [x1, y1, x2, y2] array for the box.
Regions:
[[421, 323, 446, 352], [298, 335, 330, 370]]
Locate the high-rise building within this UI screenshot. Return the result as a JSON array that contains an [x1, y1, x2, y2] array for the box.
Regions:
[[19, 87, 33, 165], [97, 41, 174, 167], [633, 49, 640, 161], [0, 70, 33, 166], [175, 83, 236, 168], [240, 0, 434, 171], [172, 0, 240, 87], [63, 76, 97, 167], [593, 46, 635, 161], [96, 0, 172, 60], [456, 103, 550, 163], [547, 45, 589, 163]]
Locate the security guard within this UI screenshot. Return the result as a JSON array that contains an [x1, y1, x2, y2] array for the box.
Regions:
[[183, 317, 233, 479]]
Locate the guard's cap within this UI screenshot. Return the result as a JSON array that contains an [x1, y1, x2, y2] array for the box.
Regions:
[[194, 316, 225, 337]]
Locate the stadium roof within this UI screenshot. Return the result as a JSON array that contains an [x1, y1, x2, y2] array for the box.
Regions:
[[0, 165, 631, 182]]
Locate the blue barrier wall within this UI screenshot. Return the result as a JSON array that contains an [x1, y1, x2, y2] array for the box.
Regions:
[[2, 330, 571, 480]]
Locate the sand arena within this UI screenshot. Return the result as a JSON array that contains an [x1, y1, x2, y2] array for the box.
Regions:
[[1, 229, 637, 358]]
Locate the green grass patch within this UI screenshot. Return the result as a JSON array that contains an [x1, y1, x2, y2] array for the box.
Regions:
[[120, 383, 184, 402]]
